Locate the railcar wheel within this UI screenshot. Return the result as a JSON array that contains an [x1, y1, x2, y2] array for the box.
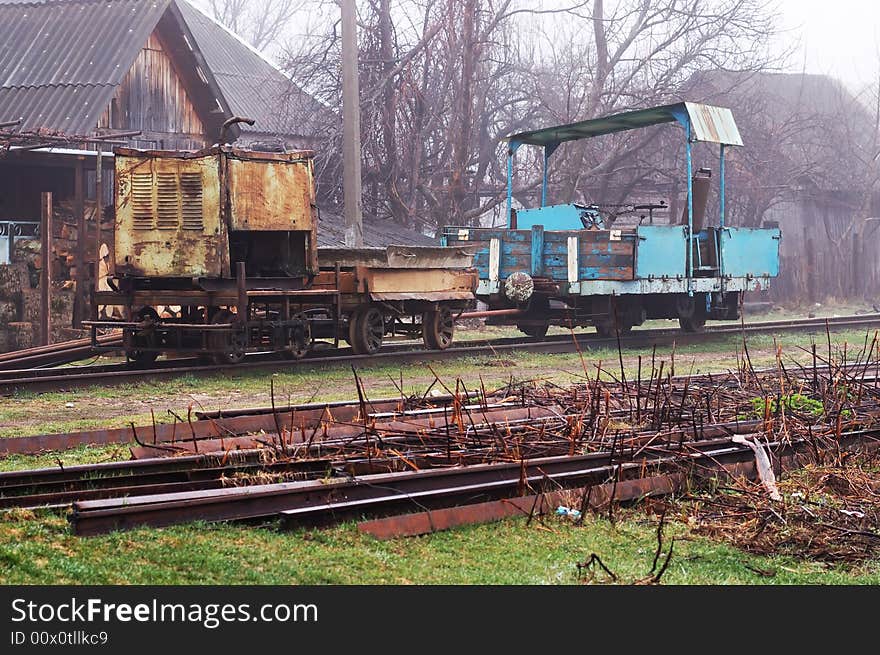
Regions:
[[517, 296, 550, 338], [128, 306, 161, 366], [210, 309, 247, 365], [281, 313, 312, 360], [349, 305, 385, 355], [422, 307, 455, 350], [594, 318, 632, 339], [517, 322, 549, 339], [678, 315, 707, 332], [676, 295, 707, 333]]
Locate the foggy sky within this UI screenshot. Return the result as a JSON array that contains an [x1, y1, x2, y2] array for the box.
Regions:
[[778, 0, 879, 95]]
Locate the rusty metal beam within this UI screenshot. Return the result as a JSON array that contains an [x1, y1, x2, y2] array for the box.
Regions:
[[357, 475, 683, 539]]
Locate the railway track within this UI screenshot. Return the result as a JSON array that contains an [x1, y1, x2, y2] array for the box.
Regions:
[[1, 313, 878, 394]]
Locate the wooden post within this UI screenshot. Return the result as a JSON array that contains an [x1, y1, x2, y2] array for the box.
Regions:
[[95, 143, 103, 283], [851, 232, 860, 298], [806, 235, 817, 304], [40, 192, 52, 346], [74, 157, 86, 327], [341, 0, 364, 248]]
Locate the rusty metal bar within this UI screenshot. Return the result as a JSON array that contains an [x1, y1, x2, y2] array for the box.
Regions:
[[0, 333, 120, 370], [357, 475, 683, 539], [457, 308, 525, 320], [91, 130, 142, 141]]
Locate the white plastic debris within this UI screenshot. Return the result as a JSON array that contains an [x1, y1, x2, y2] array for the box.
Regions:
[[64, 402, 75, 408], [732, 435, 783, 501], [555, 505, 582, 519]]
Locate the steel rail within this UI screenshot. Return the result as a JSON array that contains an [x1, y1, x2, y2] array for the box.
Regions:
[[2, 313, 879, 394]]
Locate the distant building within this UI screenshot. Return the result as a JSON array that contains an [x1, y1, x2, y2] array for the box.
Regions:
[[684, 71, 880, 301]]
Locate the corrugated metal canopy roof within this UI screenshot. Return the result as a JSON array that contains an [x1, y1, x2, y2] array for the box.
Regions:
[[505, 102, 743, 148], [0, 0, 171, 134]]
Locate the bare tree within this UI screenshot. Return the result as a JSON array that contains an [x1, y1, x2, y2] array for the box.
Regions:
[[196, 0, 306, 51], [274, 1, 784, 235]]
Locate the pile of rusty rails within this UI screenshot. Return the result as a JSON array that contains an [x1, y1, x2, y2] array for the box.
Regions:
[[0, 332, 121, 370], [2, 334, 879, 538], [2, 313, 880, 395]]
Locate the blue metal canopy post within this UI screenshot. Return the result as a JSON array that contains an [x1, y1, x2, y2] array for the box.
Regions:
[[719, 144, 726, 227], [686, 124, 693, 293], [506, 141, 521, 227], [540, 142, 560, 208], [541, 147, 549, 208]]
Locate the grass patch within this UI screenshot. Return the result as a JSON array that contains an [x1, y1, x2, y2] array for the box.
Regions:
[[0, 443, 132, 473], [1, 507, 877, 585]]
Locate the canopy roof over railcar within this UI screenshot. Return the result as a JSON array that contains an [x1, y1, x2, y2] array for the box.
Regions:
[[504, 102, 743, 147]]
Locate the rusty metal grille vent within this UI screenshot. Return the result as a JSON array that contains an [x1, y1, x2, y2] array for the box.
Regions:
[[156, 172, 178, 230], [130, 171, 204, 231], [131, 173, 154, 230], [180, 172, 204, 231]]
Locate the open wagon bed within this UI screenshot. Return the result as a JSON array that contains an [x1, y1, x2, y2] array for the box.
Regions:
[[312, 245, 478, 354]]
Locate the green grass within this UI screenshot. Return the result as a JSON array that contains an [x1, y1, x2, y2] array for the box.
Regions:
[[1, 508, 876, 585], [0, 443, 132, 473]]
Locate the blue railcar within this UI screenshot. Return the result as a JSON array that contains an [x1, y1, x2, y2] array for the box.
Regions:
[[443, 102, 781, 337]]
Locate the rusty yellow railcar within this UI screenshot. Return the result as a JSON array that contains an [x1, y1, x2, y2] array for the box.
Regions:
[[113, 146, 318, 280], [88, 146, 476, 364]]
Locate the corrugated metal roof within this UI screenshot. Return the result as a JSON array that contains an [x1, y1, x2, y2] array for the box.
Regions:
[[684, 102, 742, 146], [176, 0, 334, 139], [317, 210, 436, 248], [506, 102, 743, 147], [0, 0, 170, 134]]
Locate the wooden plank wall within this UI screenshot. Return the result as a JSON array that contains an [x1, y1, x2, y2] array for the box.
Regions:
[[97, 32, 208, 150], [465, 228, 635, 282], [763, 194, 880, 302]]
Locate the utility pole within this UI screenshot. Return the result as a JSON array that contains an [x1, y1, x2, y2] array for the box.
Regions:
[[341, 0, 364, 247]]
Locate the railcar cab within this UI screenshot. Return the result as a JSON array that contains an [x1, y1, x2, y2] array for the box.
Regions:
[[443, 102, 781, 337]]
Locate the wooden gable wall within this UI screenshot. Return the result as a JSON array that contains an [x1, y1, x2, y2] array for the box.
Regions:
[[98, 31, 209, 150]]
